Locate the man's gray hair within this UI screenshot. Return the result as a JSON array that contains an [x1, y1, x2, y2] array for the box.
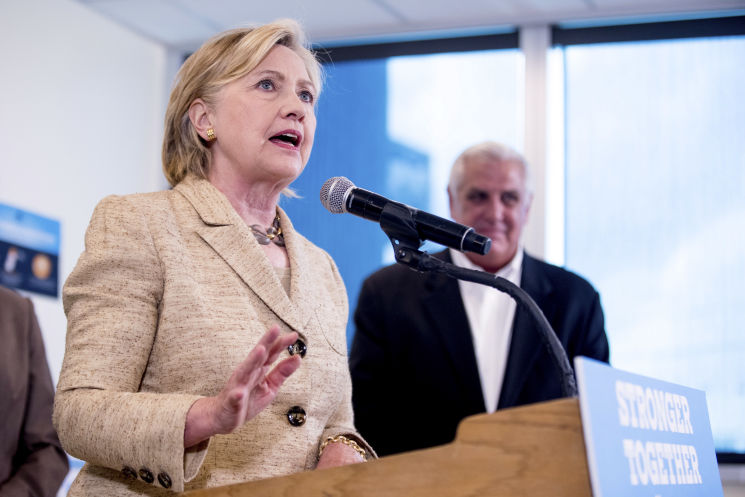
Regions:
[[448, 141, 532, 194]]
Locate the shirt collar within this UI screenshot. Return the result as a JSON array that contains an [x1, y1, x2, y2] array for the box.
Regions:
[[449, 247, 523, 283]]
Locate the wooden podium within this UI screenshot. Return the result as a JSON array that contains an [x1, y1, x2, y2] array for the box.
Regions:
[[186, 397, 592, 497]]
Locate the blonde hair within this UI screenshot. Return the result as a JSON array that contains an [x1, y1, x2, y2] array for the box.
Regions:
[[162, 19, 322, 186], [448, 141, 532, 195]]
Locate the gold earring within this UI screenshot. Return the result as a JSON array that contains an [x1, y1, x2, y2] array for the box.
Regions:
[[206, 128, 216, 141]]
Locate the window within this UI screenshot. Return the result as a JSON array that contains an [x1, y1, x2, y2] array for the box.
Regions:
[[556, 31, 745, 458]]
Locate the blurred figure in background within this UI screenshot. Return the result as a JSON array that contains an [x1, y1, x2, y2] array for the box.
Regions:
[[0, 284, 69, 496], [350, 141, 609, 456]]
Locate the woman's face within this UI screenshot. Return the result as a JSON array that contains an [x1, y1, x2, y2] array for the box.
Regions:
[[207, 44, 317, 186]]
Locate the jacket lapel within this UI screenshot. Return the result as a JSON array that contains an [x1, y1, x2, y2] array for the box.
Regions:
[[278, 208, 314, 331], [498, 252, 552, 408], [422, 251, 485, 412], [174, 176, 309, 332]]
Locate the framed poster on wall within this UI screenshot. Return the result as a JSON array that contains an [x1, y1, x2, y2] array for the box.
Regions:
[[0, 202, 60, 297]]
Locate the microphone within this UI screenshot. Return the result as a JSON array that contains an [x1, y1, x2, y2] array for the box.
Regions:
[[320, 176, 491, 255]]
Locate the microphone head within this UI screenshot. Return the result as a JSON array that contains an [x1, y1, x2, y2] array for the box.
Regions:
[[320, 176, 355, 214]]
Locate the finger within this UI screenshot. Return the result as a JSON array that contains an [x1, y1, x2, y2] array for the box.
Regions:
[[256, 324, 281, 351], [235, 325, 281, 383], [265, 331, 299, 365], [263, 355, 302, 392], [226, 389, 245, 409], [232, 344, 268, 386], [230, 326, 296, 394]]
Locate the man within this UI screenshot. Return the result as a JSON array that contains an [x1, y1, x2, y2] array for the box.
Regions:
[[0, 285, 69, 495], [349, 141, 609, 456]]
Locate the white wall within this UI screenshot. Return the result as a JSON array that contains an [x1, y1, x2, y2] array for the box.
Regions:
[[0, 0, 169, 382]]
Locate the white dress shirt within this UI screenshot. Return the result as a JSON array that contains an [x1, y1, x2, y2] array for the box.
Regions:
[[449, 248, 524, 413]]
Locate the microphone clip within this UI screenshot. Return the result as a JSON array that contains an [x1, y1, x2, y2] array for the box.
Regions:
[[378, 202, 429, 270]]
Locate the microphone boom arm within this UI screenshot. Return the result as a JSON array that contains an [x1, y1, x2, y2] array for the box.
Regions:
[[378, 202, 578, 398]]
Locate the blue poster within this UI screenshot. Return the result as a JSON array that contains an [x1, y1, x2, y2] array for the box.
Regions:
[[0, 203, 60, 297], [575, 357, 723, 497]]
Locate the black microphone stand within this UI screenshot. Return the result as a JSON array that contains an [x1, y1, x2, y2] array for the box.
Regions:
[[378, 201, 578, 398]]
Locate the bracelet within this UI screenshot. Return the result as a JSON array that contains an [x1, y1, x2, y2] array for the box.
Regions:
[[319, 435, 366, 459]]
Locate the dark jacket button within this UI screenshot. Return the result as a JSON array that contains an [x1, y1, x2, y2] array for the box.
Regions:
[[288, 338, 307, 357], [138, 468, 154, 484], [122, 466, 137, 480], [157, 472, 172, 489], [287, 406, 306, 426]]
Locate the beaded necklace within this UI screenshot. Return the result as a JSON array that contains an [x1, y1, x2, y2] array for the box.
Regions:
[[249, 214, 284, 247]]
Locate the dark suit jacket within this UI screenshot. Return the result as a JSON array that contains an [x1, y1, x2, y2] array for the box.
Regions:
[[0, 285, 69, 496], [349, 250, 609, 456]]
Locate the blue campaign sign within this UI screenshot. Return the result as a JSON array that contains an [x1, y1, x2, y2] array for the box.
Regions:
[[0, 202, 60, 297], [575, 357, 722, 497]]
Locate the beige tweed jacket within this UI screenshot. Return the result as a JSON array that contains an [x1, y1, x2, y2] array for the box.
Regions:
[[53, 175, 370, 496]]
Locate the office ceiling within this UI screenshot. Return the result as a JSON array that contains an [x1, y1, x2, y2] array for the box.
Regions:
[[74, 0, 744, 51]]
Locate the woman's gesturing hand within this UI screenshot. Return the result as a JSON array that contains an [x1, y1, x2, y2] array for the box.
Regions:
[[185, 325, 301, 447]]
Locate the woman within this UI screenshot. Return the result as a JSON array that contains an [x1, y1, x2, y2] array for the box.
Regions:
[[53, 19, 372, 496]]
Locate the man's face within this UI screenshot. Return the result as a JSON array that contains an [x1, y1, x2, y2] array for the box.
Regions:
[[448, 157, 532, 272]]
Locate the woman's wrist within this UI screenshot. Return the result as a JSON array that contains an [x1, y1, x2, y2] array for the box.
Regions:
[[319, 435, 366, 460], [184, 397, 217, 448]]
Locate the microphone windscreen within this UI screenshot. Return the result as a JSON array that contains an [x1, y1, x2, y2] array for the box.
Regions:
[[320, 176, 355, 214]]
